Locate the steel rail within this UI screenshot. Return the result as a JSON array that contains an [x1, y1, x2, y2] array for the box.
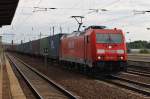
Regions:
[[96, 73, 150, 96], [110, 75, 150, 88], [126, 70, 150, 78], [127, 67, 150, 74], [7, 55, 43, 99], [107, 75, 150, 96], [128, 64, 150, 69], [7, 54, 78, 99]]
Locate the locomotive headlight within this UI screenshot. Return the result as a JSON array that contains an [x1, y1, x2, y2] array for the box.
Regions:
[[108, 45, 112, 49], [117, 50, 124, 54], [120, 56, 124, 60], [98, 56, 101, 60], [97, 49, 105, 54]]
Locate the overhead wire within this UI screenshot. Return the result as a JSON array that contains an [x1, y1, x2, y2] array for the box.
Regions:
[[82, 0, 121, 17], [31, 0, 123, 26], [82, 0, 149, 29], [40, 0, 140, 31], [7, 0, 149, 43], [14, 0, 140, 29], [9, 0, 44, 43]]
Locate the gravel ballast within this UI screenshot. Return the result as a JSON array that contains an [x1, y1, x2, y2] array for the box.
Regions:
[[12, 53, 149, 99]]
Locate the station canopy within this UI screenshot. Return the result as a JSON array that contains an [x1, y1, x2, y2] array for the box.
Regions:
[[0, 0, 19, 27]]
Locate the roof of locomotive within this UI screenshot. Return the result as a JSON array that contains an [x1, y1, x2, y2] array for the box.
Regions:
[[85, 25, 107, 30], [61, 26, 123, 39]]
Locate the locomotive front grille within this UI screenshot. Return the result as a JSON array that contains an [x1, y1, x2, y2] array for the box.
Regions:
[[105, 50, 116, 53], [105, 56, 116, 60]]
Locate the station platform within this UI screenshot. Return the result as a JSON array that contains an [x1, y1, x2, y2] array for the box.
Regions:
[[0, 53, 26, 99]]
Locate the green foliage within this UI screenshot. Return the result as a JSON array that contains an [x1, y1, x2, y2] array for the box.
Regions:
[[127, 40, 150, 49], [139, 49, 149, 54]]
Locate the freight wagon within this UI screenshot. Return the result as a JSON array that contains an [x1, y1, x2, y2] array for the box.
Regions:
[[31, 39, 40, 56], [12, 34, 64, 60], [40, 34, 64, 60]]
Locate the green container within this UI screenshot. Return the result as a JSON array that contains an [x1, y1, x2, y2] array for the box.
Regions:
[[40, 34, 65, 59], [40, 37, 50, 57]]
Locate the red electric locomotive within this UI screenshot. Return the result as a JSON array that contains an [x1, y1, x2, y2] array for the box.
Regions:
[[60, 26, 127, 73]]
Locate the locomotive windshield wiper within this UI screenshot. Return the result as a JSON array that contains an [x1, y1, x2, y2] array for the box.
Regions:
[[108, 33, 116, 44], [110, 37, 116, 44]]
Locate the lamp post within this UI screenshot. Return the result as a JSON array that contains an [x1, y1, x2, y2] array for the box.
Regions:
[[126, 32, 131, 43], [126, 32, 131, 53]]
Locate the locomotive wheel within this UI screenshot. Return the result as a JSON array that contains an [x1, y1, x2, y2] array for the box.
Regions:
[[83, 65, 87, 74], [86, 67, 93, 76], [80, 66, 84, 73]]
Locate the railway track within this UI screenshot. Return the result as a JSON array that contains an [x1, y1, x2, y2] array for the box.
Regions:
[[127, 63, 150, 77], [7, 54, 78, 99], [8, 53, 150, 98], [127, 60, 150, 73], [100, 74, 150, 96], [128, 64, 150, 70], [126, 69, 150, 78]]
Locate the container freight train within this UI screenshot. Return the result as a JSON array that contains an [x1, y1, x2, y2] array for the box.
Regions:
[[6, 26, 127, 74]]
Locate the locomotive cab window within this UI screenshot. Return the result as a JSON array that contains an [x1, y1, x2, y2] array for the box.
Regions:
[[96, 33, 123, 43]]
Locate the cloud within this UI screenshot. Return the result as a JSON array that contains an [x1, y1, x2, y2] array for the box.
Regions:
[[1, 0, 150, 43]]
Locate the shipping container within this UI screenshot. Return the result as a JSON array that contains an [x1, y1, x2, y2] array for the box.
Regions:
[[49, 34, 64, 59], [40, 34, 65, 59], [23, 42, 32, 54], [31, 39, 40, 55], [40, 36, 50, 56]]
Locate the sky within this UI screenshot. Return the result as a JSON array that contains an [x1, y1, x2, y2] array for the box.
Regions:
[[1, 0, 150, 44]]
